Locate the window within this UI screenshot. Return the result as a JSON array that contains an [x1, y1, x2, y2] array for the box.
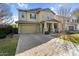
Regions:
[[67, 20, 69, 22], [69, 26, 74, 31], [22, 12, 25, 18], [30, 13, 36, 19], [46, 16, 50, 20], [77, 19, 79, 23], [75, 24, 77, 30], [45, 15, 51, 20], [75, 20, 77, 23], [72, 19, 75, 23]]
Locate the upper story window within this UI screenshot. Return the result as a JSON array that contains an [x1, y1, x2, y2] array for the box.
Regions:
[[67, 19, 69, 22], [45, 15, 50, 20], [46, 16, 50, 20], [44, 14, 51, 20], [75, 20, 77, 23], [30, 13, 36, 19], [72, 19, 76, 23], [21, 11, 25, 18], [70, 19, 74, 23]]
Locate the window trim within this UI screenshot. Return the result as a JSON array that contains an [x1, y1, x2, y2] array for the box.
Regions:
[[30, 13, 36, 19], [21, 11, 25, 18]]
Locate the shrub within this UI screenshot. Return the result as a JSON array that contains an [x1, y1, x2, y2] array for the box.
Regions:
[[0, 25, 18, 39], [66, 31, 79, 34], [0, 28, 7, 38], [5, 25, 13, 35], [44, 31, 50, 35], [60, 34, 79, 43], [12, 28, 18, 34]]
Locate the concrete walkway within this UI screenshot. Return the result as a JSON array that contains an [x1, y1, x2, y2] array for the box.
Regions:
[[16, 34, 54, 54]]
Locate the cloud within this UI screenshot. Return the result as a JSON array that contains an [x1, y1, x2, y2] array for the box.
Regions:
[[50, 7, 57, 14], [18, 3, 25, 7], [58, 4, 63, 7], [13, 16, 18, 21], [50, 7, 54, 11], [17, 3, 28, 9], [58, 4, 70, 8]]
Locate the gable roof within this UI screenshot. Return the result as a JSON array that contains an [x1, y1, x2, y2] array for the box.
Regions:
[[18, 8, 55, 15], [40, 19, 60, 23]]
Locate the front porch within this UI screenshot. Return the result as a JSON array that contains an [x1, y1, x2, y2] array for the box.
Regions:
[[40, 20, 60, 34]]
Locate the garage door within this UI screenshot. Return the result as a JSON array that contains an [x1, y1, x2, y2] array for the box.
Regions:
[[19, 24, 40, 33]]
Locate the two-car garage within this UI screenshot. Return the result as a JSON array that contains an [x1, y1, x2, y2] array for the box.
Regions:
[[19, 23, 40, 34]]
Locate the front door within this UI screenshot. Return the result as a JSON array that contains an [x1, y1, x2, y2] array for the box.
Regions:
[[48, 23, 51, 33]]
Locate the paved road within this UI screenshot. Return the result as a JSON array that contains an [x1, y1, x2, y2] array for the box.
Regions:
[[16, 34, 54, 54]]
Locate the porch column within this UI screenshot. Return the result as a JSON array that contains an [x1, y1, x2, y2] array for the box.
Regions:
[[51, 23, 55, 33], [44, 22, 48, 33], [58, 23, 61, 33], [39, 23, 42, 33]]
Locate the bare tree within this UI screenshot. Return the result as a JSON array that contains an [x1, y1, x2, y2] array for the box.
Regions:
[[56, 6, 71, 17], [56, 6, 71, 33], [71, 8, 79, 23], [71, 8, 79, 17], [0, 3, 13, 24]]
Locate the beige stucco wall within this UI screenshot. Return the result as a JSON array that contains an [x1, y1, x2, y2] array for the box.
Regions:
[[37, 10, 55, 22]]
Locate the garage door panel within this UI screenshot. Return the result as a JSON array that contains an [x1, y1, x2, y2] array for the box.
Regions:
[[20, 24, 40, 33]]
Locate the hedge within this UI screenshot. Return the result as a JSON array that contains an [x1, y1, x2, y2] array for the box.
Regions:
[[0, 25, 18, 39]]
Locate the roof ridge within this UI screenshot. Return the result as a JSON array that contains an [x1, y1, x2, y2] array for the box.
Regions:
[[18, 8, 55, 14]]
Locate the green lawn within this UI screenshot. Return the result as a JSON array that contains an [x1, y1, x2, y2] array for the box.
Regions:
[[60, 34, 79, 44], [0, 38, 18, 56]]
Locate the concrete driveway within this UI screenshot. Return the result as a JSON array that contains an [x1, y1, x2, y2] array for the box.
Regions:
[[16, 34, 54, 54]]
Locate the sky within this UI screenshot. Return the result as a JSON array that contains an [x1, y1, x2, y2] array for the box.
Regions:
[[8, 3, 79, 23]]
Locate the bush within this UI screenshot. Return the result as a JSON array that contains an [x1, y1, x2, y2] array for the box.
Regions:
[[60, 34, 79, 43], [5, 25, 13, 35], [0, 28, 7, 38], [66, 31, 79, 34], [0, 25, 18, 39], [12, 28, 18, 34], [44, 31, 50, 35]]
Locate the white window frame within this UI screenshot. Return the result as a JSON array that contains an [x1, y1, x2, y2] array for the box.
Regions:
[[30, 13, 36, 19]]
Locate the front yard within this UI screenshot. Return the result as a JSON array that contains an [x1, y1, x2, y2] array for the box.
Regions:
[[0, 37, 18, 56], [60, 34, 79, 44]]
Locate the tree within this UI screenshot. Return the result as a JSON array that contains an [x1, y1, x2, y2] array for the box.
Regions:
[[71, 8, 79, 17], [0, 3, 13, 24], [56, 6, 71, 17], [71, 8, 79, 23], [56, 5, 71, 33]]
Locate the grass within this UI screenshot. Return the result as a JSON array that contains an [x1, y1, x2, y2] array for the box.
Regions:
[[60, 34, 79, 44], [0, 38, 18, 56]]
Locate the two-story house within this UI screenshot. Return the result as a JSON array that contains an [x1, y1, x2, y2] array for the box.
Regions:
[[16, 8, 79, 34]]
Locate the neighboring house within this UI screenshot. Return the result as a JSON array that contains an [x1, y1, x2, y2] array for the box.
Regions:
[[54, 15, 79, 32], [16, 8, 79, 34]]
